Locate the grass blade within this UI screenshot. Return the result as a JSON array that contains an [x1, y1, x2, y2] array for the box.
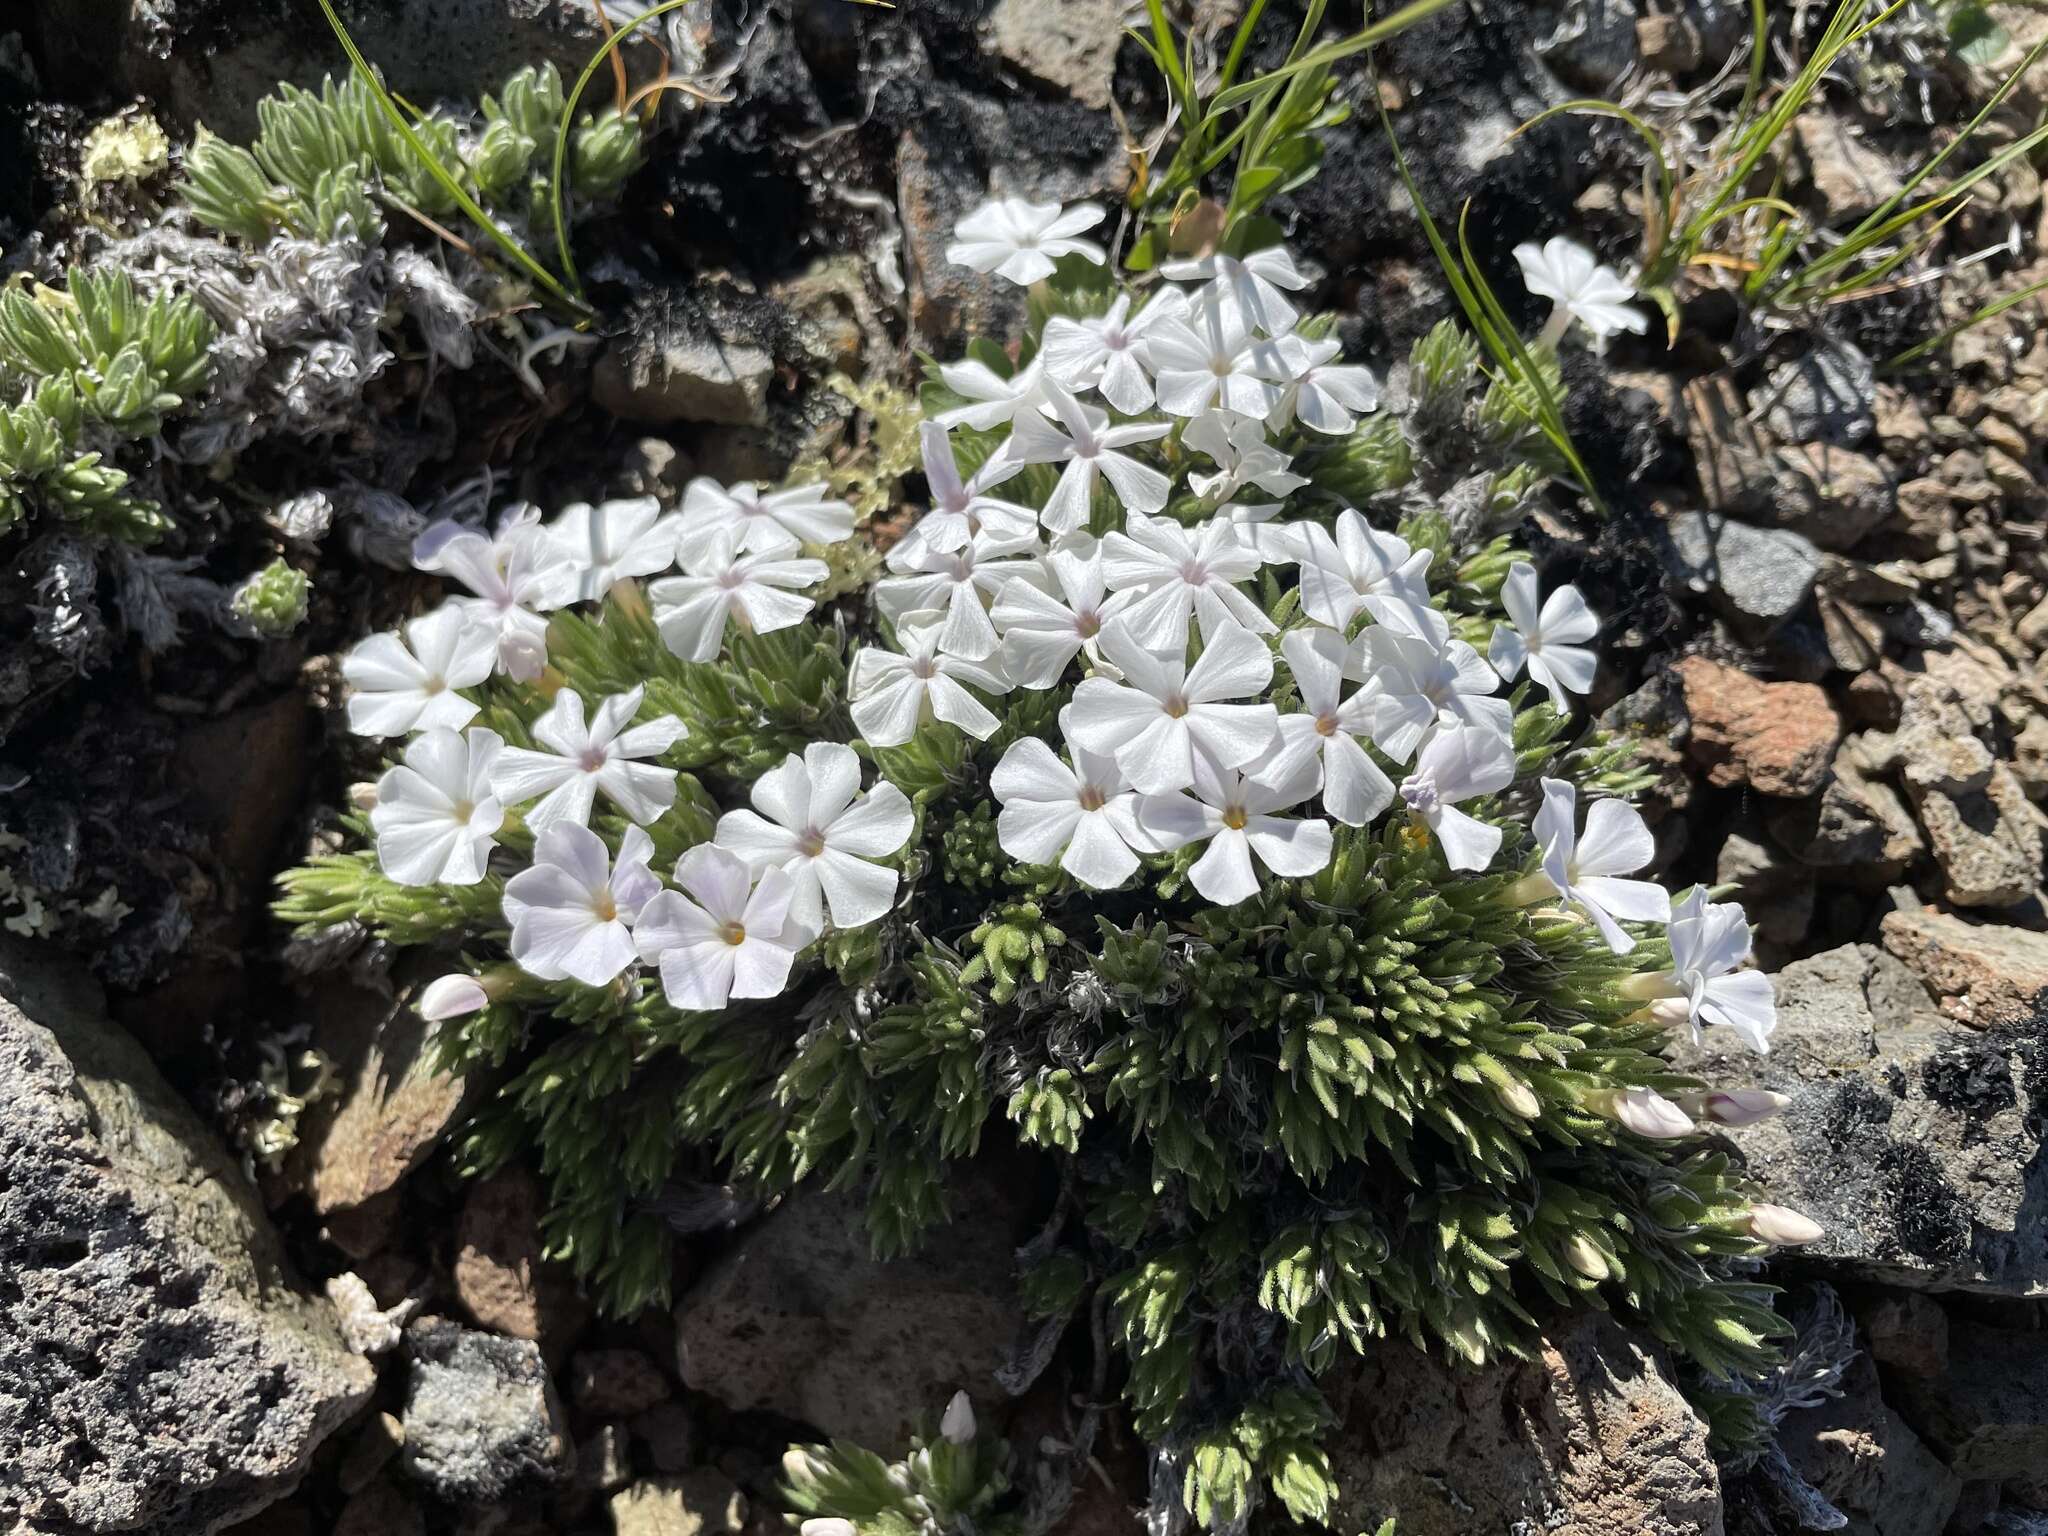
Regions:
[[1209, 0, 1457, 113], [1885, 273, 2048, 370]]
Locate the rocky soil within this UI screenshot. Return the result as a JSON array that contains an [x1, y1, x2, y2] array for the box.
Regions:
[[4, 2, 2048, 1535]]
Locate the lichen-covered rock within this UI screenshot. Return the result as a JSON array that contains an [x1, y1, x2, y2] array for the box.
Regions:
[[1326, 1313, 1722, 1536], [1661, 509, 1822, 638], [673, 1167, 1031, 1450], [986, 0, 1127, 109], [1670, 942, 2048, 1295], [0, 938, 373, 1534], [399, 1316, 573, 1501], [593, 286, 779, 429]]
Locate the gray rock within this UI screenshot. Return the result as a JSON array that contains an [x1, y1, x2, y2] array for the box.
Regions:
[[1794, 114, 1907, 224], [986, 0, 1126, 109], [674, 1167, 1030, 1450], [1535, 0, 1640, 89], [37, 0, 616, 139], [610, 1472, 748, 1536], [1660, 509, 1821, 639], [0, 938, 374, 1534], [1773, 443, 1895, 552], [1779, 1349, 1959, 1536], [400, 1316, 572, 1500], [1889, 1322, 2048, 1481], [594, 288, 779, 428], [1326, 1313, 1722, 1536], [1669, 943, 2048, 1295], [1755, 340, 1877, 448]]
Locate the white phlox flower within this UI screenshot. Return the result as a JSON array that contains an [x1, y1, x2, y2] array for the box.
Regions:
[[1005, 381, 1172, 533], [646, 527, 827, 663], [1513, 236, 1648, 348], [633, 844, 813, 1010], [848, 611, 1012, 747], [1038, 289, 1186, 414], [1145, 284, 1286, 419], [412, 517, 560, 680], [1257, 627, 1392, 827], [490, 685, 685, 835], [503, 822, 660, 986], [714, 742, 915, 931], [1138, 754, 1333, 906], [1357, 607, 1511, 762], [991, 539, 1134, 688], [1270, 333, 1381, 435], [1100, 511, 1273, 649], [898, 421, 1038, 557], [1213, 501, 1311, 565], [547, 496, 682, 602], [873, 524, 1041, 662], [1532, 778, 1670, 954], [343, 603, 496, 738], [1397, 724, 1516, 871], [1066, 618, 1279, 795], [932, 355, 1047, 432], [371, 726, 505, 886], [1489, 562, 1599, 710], [1159, 247, 1309, 336], [1183, 409, 1309, 503], [945, 197, 1107, 285], [678, 477, 855, 557], [991, 711, 1158, 889], [1661, 890, 1777, 1054], [1294, 510, 1433, 633]]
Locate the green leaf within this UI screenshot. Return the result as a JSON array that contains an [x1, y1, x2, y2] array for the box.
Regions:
[[1949, 3, 2009, 67]]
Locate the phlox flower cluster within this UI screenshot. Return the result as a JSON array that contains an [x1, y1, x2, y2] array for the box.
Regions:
[[338, 199, 1779, 1141]]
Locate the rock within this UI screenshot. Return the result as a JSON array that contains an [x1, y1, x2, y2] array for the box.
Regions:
[[0, 938, 373, 1534], [1326, 1313, 1721, 1536], [1855, 1290, 1949, 1379], [401, 1316, 573, 1500], [1755, 341, 1877, 448], [674, 1168, 1032, 1449], [1773, 443, 1895, 551], [1771, 744, 1921, 870], [571, 1347, 672, 1419], [452, 1165, 589, 1351], [1636, 11, 1703, 71], [1880, 910, 2048, 1028], [1534, 0, 1638, 88], [578, 1423, 633, 1494], [338, 1412, 407, 1496], [2012, 714, 2048, 798], [289, 974, 476, 1218], [1682, 374, 1779, 517], [1907, 761, 2041, 910], [333, 1479, 427, 1536], [1668, 943, 2048, 1294], [37, 0, 617, 140], [630, 1401, 696, 1474], [1794, 115, 1906, 223], [897, 118, 1027, 353], [1778, 1348, 1959, 1536], [1674, 655, 1842, 798], [1890, 1322, 2048, 1480], [1716, 827, 1815, 949], [593, 287, 778, 428], [609, 1472, 748, 1536], [2016, 595, 2048, 653], [1873, 383, 1933, 457], [986, 0, 1125, 109], [1661, 510, 1822, 639]]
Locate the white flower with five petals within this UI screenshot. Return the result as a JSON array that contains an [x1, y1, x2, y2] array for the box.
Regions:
[[1532, 778, 1671, 954], [1396, 724, 1516, 871], [991, 713, 1158, 889], [945, 197, 1107, 285], [1513, 236, 1647, 347], [1356, 608, 1511, 762], [343, 604, 496, 738], [1158, 248, 1309, 336], [503, 823, 660, 986], [678, 477, 855, 557], [1144, 286, 1286, 419], [895, 422, 1038, 558], [714, 742, 914, 931], [547, 496, 681, 603], [1269, 334, 1381, 435], [1066, 618, 1278, 795], [1488, 563, 1599, 710], [371, 727, 505, 886], [1038, 290, 1187, 414], [1100, 511, 1273, 649], [1294, 511, 1433, 633], [991, 539, 1134, 688], [872, 526, 1041, 662], [1256, 628, 1393, 827], [646, 528, 826, 662], [412, 516, 562, 680], [1183, 409, 1309, 503], [633, 845, 812, 1010], [1137, 754, 1333, 906], [1664, 890, 1776, 1053], [847, 612, 1012, 747], [490, 686, 685, 835], [1006, 381, 1172, 534]]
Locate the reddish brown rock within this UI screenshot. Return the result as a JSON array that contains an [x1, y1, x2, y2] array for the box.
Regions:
[[1673, 656, 1842, 798], [1880, 910, 2048, 1028], [452, 1167, 590, 1354]]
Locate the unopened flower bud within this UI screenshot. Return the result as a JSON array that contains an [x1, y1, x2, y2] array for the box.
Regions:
[[800, 1520, 857, 1536], [1589, 1086, 1695, 1140], [1561, 1233, 1609, 1281], [418, 974, 491, 1021], [1680, 1088, 1790, 1127], [940, 1389, 976, 1445], [348, 781, 380, 812], [1647, 997, 1693, 1029], [782, 1448, 830, 1486], [1494, 1078, 1542, 1119], [1747, 1203, 1824, 1246]]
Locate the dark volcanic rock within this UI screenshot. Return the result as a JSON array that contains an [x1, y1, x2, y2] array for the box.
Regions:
[[0, 937, 373, 1534], [400, 1316, 573, 1500]]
